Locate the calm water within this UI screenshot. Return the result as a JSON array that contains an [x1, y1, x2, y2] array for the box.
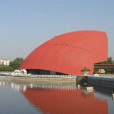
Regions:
[[0, 81, 114, 114]]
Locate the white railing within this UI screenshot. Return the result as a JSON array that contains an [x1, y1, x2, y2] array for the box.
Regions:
[[0, 73, 77, 78]]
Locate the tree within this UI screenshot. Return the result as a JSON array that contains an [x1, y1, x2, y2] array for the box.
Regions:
[[108, 57, 113, 64], [9, 58, 24, 70], [100, 57, 114, 64], [0, 65, 14, 71]]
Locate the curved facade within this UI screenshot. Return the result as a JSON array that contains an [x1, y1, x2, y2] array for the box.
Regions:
[[19, 30, 108, 75]]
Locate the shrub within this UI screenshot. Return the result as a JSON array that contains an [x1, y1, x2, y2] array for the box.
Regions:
[[81, 67, 90, 73], [0, 65, 14, 71]]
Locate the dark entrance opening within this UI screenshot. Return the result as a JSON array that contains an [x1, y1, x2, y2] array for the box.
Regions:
[[26, 69, 68, 75]]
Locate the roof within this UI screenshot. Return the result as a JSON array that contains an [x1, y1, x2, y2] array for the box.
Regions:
[[19, 30, 108, 75]]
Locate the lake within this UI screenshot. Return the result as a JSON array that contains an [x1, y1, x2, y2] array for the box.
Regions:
[[0, 80, 114, 114]]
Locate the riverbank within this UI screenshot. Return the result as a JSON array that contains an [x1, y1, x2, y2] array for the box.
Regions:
[[0, 76, 76, 86]]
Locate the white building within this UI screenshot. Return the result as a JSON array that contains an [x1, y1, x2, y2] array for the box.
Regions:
[[0, 59, 10, 66]]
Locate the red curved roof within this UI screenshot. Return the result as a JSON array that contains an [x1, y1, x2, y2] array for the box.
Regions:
[[19, 30, 108, 75], [22, 89, 108, 114]]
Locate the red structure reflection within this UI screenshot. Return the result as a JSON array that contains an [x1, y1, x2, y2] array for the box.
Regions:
[[19, 31, 108, 75], [22, 89, 108, 114]]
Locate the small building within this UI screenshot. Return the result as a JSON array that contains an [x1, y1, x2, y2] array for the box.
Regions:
[[0, 59, 10, 66]]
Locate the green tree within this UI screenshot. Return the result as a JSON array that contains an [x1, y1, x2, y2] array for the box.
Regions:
[[108, 57, 113, 64], [9, 58, 24, 70], [0, 65, 14, 71], [100, 57, 114, 64]]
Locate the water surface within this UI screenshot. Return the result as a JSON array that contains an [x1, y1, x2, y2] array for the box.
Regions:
[[0, 81, 114, 114]]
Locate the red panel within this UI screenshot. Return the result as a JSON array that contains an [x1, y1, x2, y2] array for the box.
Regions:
[[22, 89, 108, 114], [19, 30, 108, 75]]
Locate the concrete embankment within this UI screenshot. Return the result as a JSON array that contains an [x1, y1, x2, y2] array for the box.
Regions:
[[77, 76, 114, 89], [0, 76, 77, 86]]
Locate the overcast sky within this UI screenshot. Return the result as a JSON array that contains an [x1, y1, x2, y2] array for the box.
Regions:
[[0, 0, 114, 61]]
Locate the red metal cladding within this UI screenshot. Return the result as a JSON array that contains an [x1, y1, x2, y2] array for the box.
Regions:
[[19, 30, 108, 75]]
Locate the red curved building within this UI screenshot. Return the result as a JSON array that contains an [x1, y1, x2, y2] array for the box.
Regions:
[[19, 30, 108, 75]]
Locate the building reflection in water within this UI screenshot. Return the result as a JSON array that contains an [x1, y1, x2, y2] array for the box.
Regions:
[[0, 81, 5, 86], [22, 88, 108, 114]]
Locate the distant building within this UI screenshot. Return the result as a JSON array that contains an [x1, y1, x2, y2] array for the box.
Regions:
[[0, 59, 10, 66]]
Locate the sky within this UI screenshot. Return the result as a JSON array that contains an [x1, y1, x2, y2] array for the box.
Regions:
[[0, 0, 114, 61]]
